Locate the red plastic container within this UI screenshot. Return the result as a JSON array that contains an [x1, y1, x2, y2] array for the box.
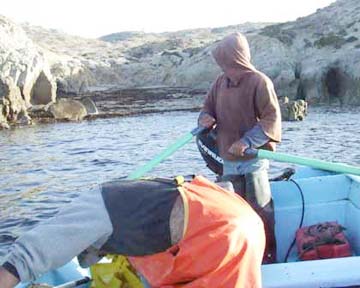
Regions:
[[296, 222, 352, 261]]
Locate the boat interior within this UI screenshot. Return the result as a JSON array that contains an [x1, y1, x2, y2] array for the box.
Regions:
[[262, 167, 360, 287]]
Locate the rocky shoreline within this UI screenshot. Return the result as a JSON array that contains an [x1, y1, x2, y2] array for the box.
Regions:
[[23, 87, 206, 126], [22, 87, 307, 127], [0, 0, 358, 129], [75, 86, 206, 117]]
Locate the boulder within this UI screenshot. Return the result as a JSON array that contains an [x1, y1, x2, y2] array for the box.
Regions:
[[48, 98, 87, 121], [280, 97, 308, 121]]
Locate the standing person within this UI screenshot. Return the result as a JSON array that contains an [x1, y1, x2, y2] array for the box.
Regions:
[[0, 175, 265, 288], [198, 32, 282, 263]]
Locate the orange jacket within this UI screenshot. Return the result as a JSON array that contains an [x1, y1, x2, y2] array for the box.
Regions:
[[130, 176, 265, 288]]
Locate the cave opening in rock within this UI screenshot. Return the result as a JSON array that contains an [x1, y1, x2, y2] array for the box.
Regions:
[[324, 67, 343, 102], [30, 72, 53, 105]]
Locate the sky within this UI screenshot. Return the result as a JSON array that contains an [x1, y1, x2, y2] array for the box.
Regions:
[[2, 0, 336, 38]]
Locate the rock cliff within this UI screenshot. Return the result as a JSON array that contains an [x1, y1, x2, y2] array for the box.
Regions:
[[0, 16, 56, 126], [0, 0, 359, 128]]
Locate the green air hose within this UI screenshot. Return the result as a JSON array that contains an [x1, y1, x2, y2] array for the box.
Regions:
[[257, 149, 360, 176], [127, 127, 205, 180]]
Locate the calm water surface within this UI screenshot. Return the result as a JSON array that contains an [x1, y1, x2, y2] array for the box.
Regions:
[[0, 106, 359, 259]]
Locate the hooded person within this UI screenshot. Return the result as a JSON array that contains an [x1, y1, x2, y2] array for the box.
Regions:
[[198, 32, 282, 263]]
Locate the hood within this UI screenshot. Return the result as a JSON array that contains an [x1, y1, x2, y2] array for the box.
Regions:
[[212, 33, 256, 84]]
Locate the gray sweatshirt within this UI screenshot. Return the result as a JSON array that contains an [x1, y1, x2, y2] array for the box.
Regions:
[[2, 185, 113, 282]]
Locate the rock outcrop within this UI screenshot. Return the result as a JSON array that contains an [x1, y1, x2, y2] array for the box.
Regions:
[[258, 0, 360, 105], [279, 97, 308, 121], [0, 16, 57, 128], [20, 0, 360, 105], [1, 0, 360, 130], [48, 98, 87, 121]]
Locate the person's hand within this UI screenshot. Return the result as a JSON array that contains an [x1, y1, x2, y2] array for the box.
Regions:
[[198, 113, 216, 128], [0, 267, 20, 288], [228, 140, 249, 157]]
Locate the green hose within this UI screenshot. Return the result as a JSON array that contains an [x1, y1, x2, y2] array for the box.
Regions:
[[127, 127, 205, 180], [257, 149, 360, 176]]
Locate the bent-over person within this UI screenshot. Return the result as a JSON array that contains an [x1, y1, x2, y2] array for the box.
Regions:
[[1, 176, 265, 288]]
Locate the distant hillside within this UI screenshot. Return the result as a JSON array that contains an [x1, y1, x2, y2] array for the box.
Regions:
[[0, 0, 360, 128], [99, 23, 272, 43], [99, 31, 150, 42]]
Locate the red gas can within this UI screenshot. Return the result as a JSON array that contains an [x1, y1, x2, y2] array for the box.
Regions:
[[296, 222, 352, 261]]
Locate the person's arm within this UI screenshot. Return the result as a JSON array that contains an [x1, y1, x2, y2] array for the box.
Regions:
[[0, 266, 20, 288], [228, 124, 269, 156], [198, 79, 219, 128], [254, 75, 282, 143], [1, 185, 113, 283], [241, 124, 270, 148]]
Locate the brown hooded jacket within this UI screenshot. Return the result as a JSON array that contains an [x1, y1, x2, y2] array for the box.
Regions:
[[202, 32, 282, 160]]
